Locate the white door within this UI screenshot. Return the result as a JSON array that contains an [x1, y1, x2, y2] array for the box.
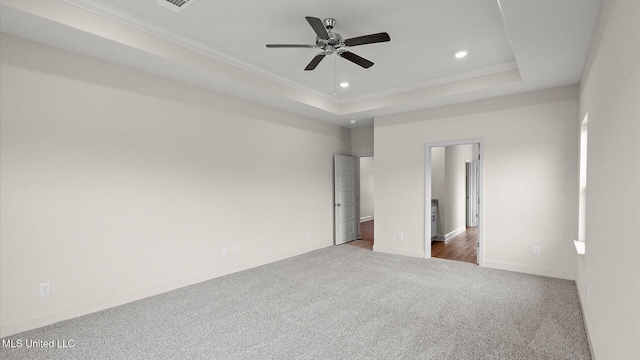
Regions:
[[334, 155, 357, 245]]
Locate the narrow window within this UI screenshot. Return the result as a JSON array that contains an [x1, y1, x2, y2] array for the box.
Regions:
[[576, 114, 588, 254]]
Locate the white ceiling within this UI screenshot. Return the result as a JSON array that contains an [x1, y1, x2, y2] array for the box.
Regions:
[[0, 0, 602, 127]]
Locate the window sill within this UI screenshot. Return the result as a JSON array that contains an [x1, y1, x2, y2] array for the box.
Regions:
[[573, 240, 585, 255]]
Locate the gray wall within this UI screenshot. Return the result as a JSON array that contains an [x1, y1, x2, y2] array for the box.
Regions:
[[351, 126, 374, 156]]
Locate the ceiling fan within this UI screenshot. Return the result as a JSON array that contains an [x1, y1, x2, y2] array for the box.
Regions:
[[266, 17, 391, 71]]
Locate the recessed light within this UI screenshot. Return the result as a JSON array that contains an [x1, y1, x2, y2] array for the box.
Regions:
[[455, 51, 468, 59], [340, 82, 349, 88], [350, 120, 357, 124]]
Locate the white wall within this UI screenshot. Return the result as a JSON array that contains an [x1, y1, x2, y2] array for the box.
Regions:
[[430, 144, 473, 238], [359, 157, 375, 221], [576, 0, 640, 358], [443, 144, 473, 236], [374, 85, 580, 280], [430, 147, 445, 235], [0, 34, 350, 337], [352, 126, 374, 236]]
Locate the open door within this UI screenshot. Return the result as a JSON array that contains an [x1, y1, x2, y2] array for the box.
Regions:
[[334, 155, 357, 245]]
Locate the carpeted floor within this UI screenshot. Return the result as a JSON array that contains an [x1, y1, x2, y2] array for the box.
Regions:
[[0, 246, 591, 359]]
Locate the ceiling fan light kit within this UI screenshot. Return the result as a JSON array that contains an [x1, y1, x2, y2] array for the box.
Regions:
[[266, 17, 391, 71]]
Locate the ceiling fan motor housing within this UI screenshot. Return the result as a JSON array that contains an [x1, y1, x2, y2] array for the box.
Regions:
[[317, 19, 343, 54], [317, 34, 344, 54]]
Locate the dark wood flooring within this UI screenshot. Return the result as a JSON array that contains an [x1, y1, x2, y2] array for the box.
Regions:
[[346, 221, 477, 265], [346, 220, 374, 250], [431, 226, 478, 265]]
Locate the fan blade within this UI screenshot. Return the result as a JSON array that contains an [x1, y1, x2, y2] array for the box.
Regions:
[[339, 51, 374, 68], [305, 54, 325, 71], [306, 17, 330, 40], [266, 44, 316, 48], [344, 32, 391, 47]]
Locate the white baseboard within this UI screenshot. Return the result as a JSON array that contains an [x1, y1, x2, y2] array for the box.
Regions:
[[373, 245, 424, 258], [0, 242, 329, 338], [576, 281, 596, 359], [433, 226, 466, 242], [360, 216, 374, 222], [482, 259, 576, 280]]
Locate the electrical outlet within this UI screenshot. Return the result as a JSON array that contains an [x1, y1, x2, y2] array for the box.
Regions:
[[398, 232, 403, 240], [39, 282, 51, 297], [533, 246, 541, 256], [305, 230, 311, 239], [235, 244, 240, 254], [222, 247, 228, 256]]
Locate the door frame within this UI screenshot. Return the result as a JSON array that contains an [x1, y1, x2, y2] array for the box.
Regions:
[[425, 139, 484, 265]]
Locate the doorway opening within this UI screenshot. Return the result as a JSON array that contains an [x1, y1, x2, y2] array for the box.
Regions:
[[352, 155, 374, 250], [425, 140, 483, 265]]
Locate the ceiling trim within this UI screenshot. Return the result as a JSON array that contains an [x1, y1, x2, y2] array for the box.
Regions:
[[341, 60, 519, 105], [60, 0, 339, 104], [3, 0, 600, 128], [1, 0, 342, 113], [1, 0, 523, 120], [60, 0, 521, 107], [340, 68, 522, 115], [495, 0, 521, 75]]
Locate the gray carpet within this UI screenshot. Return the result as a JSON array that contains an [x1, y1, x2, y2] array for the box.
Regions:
[[0, 245, 591, 359]]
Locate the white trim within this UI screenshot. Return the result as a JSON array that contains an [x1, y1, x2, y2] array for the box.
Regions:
[[573, 240, 586, 255], [0, 242, 329, 338], [482, 260, 576, 280], [425, 139, 484, 266], [373, 245, 425, 259], [61, 0, 519, 107], [340, 61, 519, 104], [432, 226, 466, 242], [360, 216, 374, 223], [60, 0, 335, 103]]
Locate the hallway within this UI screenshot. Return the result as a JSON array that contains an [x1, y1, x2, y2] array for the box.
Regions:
[[346, 221, 477, 265], [346, 220, 374, 250], [431, 227, 478, 264]]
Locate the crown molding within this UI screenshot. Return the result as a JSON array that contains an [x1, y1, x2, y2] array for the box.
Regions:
[[60, 0, 521, 109], [340, 60, 519, 105], [61, 0, 338, 104]]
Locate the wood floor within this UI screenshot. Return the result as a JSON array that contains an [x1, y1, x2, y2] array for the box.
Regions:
[[346, 220, 374, 250], [431, 227, 478, 265], [346, 221, 478, 265]]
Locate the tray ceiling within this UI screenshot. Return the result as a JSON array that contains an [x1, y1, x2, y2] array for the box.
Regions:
[[0, 0, 601, 127]]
